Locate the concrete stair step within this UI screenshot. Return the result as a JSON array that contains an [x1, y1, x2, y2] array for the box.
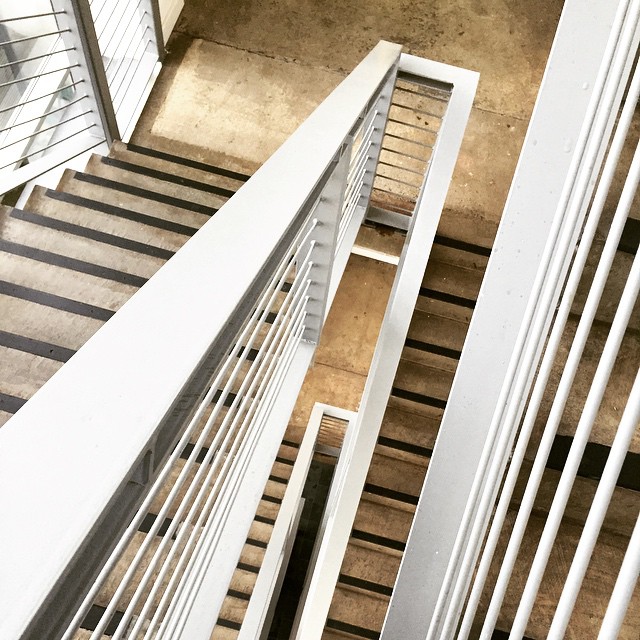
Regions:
[[111, 140, 249, 193], [0, 293, 101, 352], [22, 184, 188, 255], [81, 154, 231, 211], [326, 585, 389, 638], [340, 539, 402, 590], [0, 410, 13, 427], [0, 345, 63, 404], [391, 358, 455, 412], [0, 245, 136, 313], [57, 168, 215, 228], [378, 405, 439, 454], [352, 494, 414, 550], [1, 208, 162, 281], [430, 236, 491, 271], [210, 624, 240, 639], [365, 449, 427, 499], [217, 592, 250, 625], [477, 509, 640, 639], [422, 258, 484, 303], [406, 307, 468, 354]]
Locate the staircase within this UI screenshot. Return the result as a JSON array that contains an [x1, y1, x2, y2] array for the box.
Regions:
[[0, 140, 249, 426]]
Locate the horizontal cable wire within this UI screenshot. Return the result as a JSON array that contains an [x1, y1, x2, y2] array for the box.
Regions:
[[387, 117, 439, 135], [0, 30, 69, 47], [0, 108, 93, 151], [509, 244, 640, 638], [0, 123, 97, 171], [100, 0, 142, 63], [384, 131, 434, 149], [391, 101, 444, 119], [374, 170, 422, 190], [111, 28, 152, 109], [0, 64, 79, 89], [380, 145, 428, 164], [377, 158, 424, 177], [395, 82, 450, 102], [104, 0, 146, 75], [0, 81, 84, 116], [0, 12, 64, 23], [0, 96, 88, 135], [0, 47, 75, 71], [158, 302, 309, 639]]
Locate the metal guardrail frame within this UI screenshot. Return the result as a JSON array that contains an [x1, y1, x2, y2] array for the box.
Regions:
[[0, 41, 401, 640], [381, 1, 638, 638], [290, 53, 478, 640]]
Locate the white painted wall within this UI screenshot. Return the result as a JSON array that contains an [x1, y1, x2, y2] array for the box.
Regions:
[[159, 0, 184, 43]]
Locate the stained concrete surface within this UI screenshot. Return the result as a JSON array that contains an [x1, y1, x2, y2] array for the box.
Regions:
[[133, 1, 564, 245]]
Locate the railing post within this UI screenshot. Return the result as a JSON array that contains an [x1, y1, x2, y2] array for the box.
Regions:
[[302, 143, 351, 344], [358, 72, 395, 209], [145, 0, 166, 61], [52, 0, 120, 144]]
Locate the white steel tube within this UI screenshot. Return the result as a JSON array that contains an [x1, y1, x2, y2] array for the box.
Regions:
[[159, 306, 308, 640], [508, 246, 640, 639], [81, 227, 315, 639], [456, 51, 640, 640], [143, 279, 312, 639], [109, 265, 314, 639], [548, 368, 640, 638], [598, 512, 640, 639]]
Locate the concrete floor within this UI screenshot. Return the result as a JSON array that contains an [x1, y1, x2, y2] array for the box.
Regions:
[[133, 0, 564, 248]]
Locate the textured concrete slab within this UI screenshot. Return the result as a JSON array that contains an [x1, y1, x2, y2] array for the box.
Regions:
[[139, 38, 343, 172], [175, 0, 562, 120]]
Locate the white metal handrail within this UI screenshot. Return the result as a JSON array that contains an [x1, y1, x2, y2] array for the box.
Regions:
[[0, 41, 401, 640]]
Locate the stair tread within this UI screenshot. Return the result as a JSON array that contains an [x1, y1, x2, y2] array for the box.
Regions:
[[1, 209, 164, 280], [353, 495, 414, 545], [422, 259, 483, 301], [407, 307, 468, 351], [0, 345, 63, 401], [0, 293, 102, 351], [378, 405, 439, 452], [340, 542, 401, 590], [0, 251, 131, 313], [365, 450, 427, 498], [111, 141, 248, 192], [393, 359, 455, 403], [327, 585, 388, 636], [26, 185, 195, 253], [81, 154, 230, 210], [218, 593, 250, 624], [58, 169, 214, 229]]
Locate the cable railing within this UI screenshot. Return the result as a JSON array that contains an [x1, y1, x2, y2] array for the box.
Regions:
[[0, 0, 163, 196], [379, 1, 640, 638], [0, 41, 403, 640]]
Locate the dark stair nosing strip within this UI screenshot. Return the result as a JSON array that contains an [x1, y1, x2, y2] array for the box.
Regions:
[[0, 330, 75, 363], [255, 514, 276, 526], [404, 337, 462, 360], [46, 189, 200, 236], [73, 171, 220, 217], [101, 155, 237, 199], [261, 493, 282, 504], [180, 441, 209, 464], [237, 561, 260, 574], [618, 216, 640, 254], [419, 286, 476, 309], [125, 142, 252, 182], [11, 207, 175, 261], [0, 392, 26, 414], [138, 512, 172, 537], [492, 630, 535, 640], [377, 435, 433, 458], [269, 474, 288, 485], [364, 482, 419, 506], [247, 537, 268, 549], [227, 588, 252, 601], [81, 605, 124, 635], [434, 233, 492, 257], [338, 573, 393, 597], [391, 386, 447, 410], [216, 618, 242, 631], [350, 529, 405, 552], [547, 434, 640, 492], [281, 438, 300, 449], [212, 389, 237, 408], [275, 455, 295, 466], [325, 618, 380, 639], [0, 239, 147, 288], [0, 280, 115, 322]]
